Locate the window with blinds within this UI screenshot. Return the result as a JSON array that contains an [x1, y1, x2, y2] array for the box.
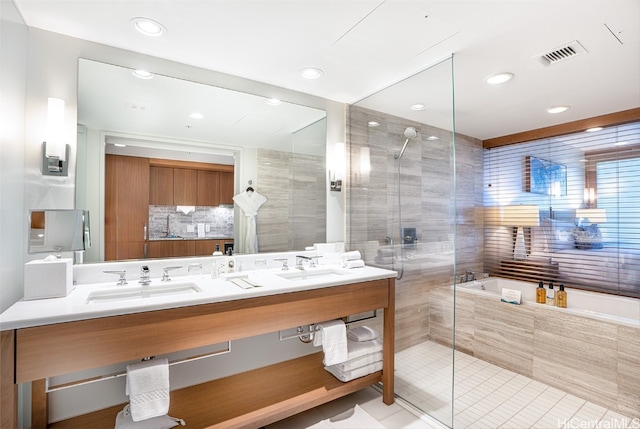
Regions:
[[483, 121, 640, 298]]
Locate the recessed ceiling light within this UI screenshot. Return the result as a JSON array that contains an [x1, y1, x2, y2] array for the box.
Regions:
[[131, 17, 166, 37], [427, 136, 439, 141], [265, 98, 282, 106], [132, 69, 153, 79], [546, 106, 570, 114], [486, 72, 514, 85], [368, 121, 380, 127], [299, 67, 323, 79], [411, 104, 426, 111], [614, 141, 629, 146], [113, 143, 127, 148], [586, 127, 603, 132], [189, 113, 204, 119]]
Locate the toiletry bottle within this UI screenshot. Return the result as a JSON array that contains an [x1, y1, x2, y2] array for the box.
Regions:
[[556, 284, 567, 308], [546, 282, 556, 306], [536, 281, 546, 304], [212, 243, 223, 256]]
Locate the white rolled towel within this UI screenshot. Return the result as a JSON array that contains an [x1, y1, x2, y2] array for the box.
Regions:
[[341, 250, 362, 261], [343, 259, 365, 269]]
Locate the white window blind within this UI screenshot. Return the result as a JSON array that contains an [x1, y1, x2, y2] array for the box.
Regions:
[[483, 121, 640, 298]]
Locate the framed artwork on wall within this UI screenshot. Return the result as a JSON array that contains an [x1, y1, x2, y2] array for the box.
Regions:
[[525, 156, 567, 196]]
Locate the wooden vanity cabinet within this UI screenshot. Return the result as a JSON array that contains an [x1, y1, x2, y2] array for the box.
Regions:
[[2, 278, 395, 429]]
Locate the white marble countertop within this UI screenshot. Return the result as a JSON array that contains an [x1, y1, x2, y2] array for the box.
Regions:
[[0, 264, 396, 331]]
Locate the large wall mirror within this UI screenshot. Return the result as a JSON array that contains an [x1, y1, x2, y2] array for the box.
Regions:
[[76, 59, 327, 262]]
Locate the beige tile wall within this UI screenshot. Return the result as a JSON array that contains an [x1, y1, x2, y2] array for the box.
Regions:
[[346, 105, 484, 352], [256, 148, 326, 252], [430, 288, 640, 418]]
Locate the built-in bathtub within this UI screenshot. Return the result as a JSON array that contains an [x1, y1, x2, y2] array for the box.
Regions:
[[457, 277, 640, 326], [428, 277, 640, 419]]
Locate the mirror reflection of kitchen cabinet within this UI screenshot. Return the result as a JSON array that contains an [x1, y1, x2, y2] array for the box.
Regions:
[[197, 170, 220, 206], [219, 171, 234, 205], [173, 168, 198, 206], [105, 155, 149, 260], [149, 167, 174, 205], [147, 240, 172, 258]]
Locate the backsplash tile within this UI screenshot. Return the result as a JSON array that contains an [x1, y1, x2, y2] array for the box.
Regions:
[[149, 205, 233, 239]]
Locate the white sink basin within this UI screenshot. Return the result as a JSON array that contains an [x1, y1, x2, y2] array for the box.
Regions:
[[274, 268, 350, 281], [86, 282, 202, 304]]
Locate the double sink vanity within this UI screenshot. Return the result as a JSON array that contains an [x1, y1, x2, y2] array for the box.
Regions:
[[0, 252, 396, 428]]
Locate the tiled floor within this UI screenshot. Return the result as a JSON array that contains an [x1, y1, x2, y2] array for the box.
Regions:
[[267, 386, 443, 429], [268, 341, 636, 428], [396, 341, 636, 429]]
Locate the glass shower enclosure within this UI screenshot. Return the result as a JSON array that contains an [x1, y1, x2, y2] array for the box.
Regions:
[[347, 56, 479, 428]]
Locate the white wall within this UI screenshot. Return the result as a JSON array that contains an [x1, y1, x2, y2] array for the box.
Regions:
[[1, 0, 28, 313]]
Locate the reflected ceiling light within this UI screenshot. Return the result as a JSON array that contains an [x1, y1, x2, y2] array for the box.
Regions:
[[546, 105, 570, 114], [132, 69, 153, 79], [586, 127, 603, 132], [189, 113, 204, 119], [614, 141, 629, 146], [368, 121, 380, 127], [265, 98, 282, 106], [427, 136, 439, 141], [131, 17, 166, 37], [113, 143, 127, 148], [486, 72, 514, 84], [299, 67, 323, 79], [411, 103, 426, 111]]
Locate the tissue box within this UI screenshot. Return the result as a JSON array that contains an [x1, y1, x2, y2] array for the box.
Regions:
[[24, 258, 74, 300]]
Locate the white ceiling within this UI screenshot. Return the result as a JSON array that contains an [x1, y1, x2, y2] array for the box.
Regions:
[[15, 0, 640, 140]]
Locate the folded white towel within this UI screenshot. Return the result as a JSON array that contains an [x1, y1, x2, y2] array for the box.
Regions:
[[126, 358, 170, 422], [331, 351, 383, 372], [313, 320, 348, 366], [347, 337, 383, 360], [377, 248, 394, 257], [342, 259, 365, 269], [325, 360, 383, 382], [341, 250, 362, 261], [347, 326, 379, 342]]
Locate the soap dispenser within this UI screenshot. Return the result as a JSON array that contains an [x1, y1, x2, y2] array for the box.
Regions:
[[556, 283, 567, 308], [546, 282, 556, 306], [536, 280, 546, 304]]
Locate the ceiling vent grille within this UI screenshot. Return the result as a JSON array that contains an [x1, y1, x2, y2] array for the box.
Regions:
[[537, 40, 587, 66]]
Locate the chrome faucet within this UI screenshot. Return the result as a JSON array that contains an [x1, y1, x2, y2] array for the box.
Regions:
[[161, 266, 182, 282], [139, 265, 151, 285], [164, 214, 172, 237], [296, 255, 312, 270], [104, 270, 127, 285]]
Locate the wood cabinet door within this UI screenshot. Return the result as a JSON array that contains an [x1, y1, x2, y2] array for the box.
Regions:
[[174, 169, 198, 205], [219, 171, 234, 205], [173, 240, 195, 257], [197, 170, 220, 206], [105, 155, 149, 261], [149, 167, 174, 205], [148, 241, 173, 258], [195, 240, 217, 256]]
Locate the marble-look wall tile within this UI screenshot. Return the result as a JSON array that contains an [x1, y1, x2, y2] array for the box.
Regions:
[[617, 325, 640, 418], [347, 105, 484, 352], [473, 298, 535, 376], [256, 148, 325, 252]]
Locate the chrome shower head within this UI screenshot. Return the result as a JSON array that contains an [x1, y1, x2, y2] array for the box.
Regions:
[[395, 127, 418, 159]]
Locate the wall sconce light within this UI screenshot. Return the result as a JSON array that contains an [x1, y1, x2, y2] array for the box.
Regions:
[[42, 97, 69, 176], [330, 142, 345, 192], [502, 204, 540, 260]]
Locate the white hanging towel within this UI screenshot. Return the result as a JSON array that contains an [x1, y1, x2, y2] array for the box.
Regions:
[[313, 320, 348, 365], [125, 358, 170, 422], [233, 190, 267, 254]]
